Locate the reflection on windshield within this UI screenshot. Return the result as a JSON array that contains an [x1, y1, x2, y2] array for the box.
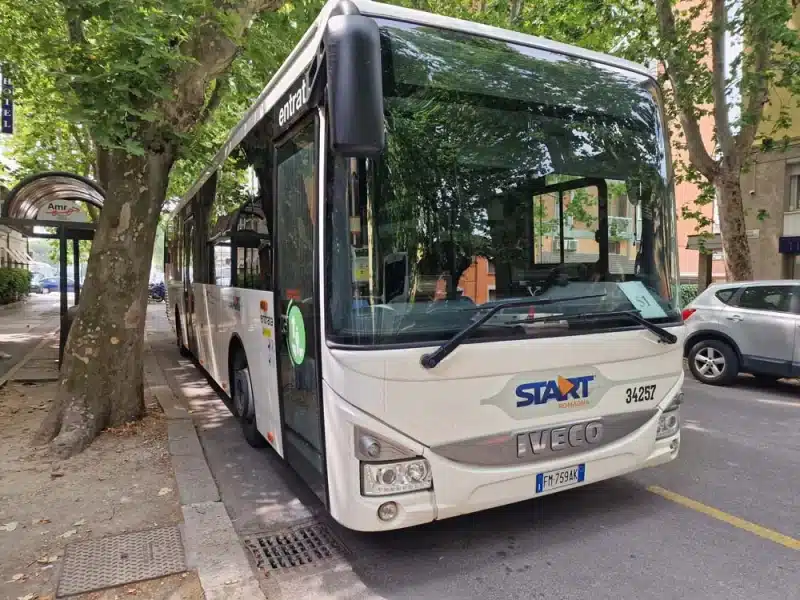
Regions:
[[326, 22, 679, 346]]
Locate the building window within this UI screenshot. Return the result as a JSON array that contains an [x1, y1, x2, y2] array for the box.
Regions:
[[789, 163, 800, 211], [212, 241, 231, 286], [609, 241, 621, 255], [487, 261, 495, 275]]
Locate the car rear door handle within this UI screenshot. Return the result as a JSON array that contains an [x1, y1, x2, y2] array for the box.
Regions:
[[726, 314, 743, 322]]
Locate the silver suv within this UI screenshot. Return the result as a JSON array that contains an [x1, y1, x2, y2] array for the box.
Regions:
[[683, 280, 800, 385]]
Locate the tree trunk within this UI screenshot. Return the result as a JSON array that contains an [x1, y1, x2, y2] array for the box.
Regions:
[[510, 0, 523, 23], [35, 147, 174, 457], [715, 167, 754, 281]]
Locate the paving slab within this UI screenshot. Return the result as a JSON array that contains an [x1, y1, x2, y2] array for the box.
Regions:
[[145, 304, 267, 600]]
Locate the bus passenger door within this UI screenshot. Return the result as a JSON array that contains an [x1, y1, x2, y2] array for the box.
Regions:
[[274, 118, 326, 503], [183, 217, 198, 355]]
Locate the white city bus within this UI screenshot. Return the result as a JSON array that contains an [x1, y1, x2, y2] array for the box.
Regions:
[[164, 0, 684, 532]]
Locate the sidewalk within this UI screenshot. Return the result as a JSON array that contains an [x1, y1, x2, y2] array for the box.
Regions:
[[0, 295, 62, 381], [146, 306, 382, 600], [0, 300, 203, 600], [144, 307, 265, 600], [2, 299, 375, 599]]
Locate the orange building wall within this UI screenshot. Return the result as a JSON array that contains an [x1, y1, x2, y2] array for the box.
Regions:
[[671, 1, 727, 281], [458, 256, 496, 304]]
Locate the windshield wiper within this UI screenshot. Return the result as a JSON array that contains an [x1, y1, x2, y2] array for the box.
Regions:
[[512, 310, 677, 345], [420, 294, 608, 369]]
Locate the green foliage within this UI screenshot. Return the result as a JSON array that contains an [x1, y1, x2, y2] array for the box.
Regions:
[[0, 268, 33, 304], [166, 1, 327, 202], [633, 0, 800, 279], [47, 239, 92, 266], [679, 283, 698, 308]]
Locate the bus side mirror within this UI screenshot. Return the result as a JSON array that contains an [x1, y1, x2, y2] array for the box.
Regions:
[[324, 9, 385, 157]]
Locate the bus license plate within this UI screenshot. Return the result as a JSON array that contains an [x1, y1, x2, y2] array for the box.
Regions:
[[536, 464, 585, 493]]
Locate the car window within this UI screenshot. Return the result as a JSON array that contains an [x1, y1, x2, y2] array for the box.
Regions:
[[714, 288, 739, 305], [734, 286, 793, 313]]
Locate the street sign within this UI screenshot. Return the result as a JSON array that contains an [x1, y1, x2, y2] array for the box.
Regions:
[[36, 200, 90, 223], [1, 73, 12, 134]]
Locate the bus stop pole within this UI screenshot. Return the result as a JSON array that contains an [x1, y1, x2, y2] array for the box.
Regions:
[[59, 226, 68, 369], [72, 236, 81, 305]]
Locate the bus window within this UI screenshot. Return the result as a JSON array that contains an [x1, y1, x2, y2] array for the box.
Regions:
[[212, 240, 232, 287]]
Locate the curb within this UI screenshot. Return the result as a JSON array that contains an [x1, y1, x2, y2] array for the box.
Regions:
[[0, 298, 28, 312], [0, 328, 59, 390], [144, 341, 267, 600]]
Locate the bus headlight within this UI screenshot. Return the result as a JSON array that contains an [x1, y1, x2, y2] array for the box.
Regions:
[[656, 408, 680, 440], [361, 458, 432, 496]]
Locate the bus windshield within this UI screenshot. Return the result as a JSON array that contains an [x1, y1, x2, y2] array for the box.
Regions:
[[326, 20, 679, 346]]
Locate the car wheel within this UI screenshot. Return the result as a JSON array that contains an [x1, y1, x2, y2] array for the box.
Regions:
[[230, 349, 268, 449], [688, 339, 738, 386]]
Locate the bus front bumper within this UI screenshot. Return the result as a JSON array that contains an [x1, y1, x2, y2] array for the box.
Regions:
[[323, 382, 680, 532]]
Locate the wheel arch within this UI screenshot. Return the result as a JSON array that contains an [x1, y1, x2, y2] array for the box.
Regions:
[[227, 333, 247, 384], [684, 330, 742, 362]]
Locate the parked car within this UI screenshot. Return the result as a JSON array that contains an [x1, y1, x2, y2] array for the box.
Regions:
[[40, 277, 75, 294], [29, 275, 44, 294], [683, 280, 800, 385]]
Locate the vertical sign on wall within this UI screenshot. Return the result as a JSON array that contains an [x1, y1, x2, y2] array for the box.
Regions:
[[1, 70, 13, 135]]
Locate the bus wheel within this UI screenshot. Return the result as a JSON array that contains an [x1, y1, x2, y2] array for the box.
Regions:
[[175, 309, 191, 358], [230, 350, 268, 448]]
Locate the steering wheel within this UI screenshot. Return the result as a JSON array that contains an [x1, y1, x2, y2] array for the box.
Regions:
[[425, 296, 475, 314], [538, 264, 570, 294]]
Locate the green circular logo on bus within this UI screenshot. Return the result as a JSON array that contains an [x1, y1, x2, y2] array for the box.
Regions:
[[287, 303, 306, 366]]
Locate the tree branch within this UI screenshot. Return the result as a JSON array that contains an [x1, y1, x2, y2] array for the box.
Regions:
[[63, 6, 87, 47], [711, 0, 734, 159], [654, 0, 718, 180], [196, 73, 229, 129], [164, 0, 284, 134], [734, 26, 772, 154], [68, 122, 92, 157]]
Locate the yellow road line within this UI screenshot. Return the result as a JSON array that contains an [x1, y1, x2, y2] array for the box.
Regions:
[[647, 485, 800, 551]]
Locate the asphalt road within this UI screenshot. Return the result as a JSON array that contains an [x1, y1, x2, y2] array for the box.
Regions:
[[168, 349, 799, 600]]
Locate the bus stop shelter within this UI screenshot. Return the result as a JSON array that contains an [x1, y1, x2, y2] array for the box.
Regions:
[[0, 171, 105, 366]]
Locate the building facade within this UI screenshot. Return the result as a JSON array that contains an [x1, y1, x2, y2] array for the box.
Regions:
[[687, 7, 800, 284], [739, 140, 800, 279], [0, 185, 32, 269]]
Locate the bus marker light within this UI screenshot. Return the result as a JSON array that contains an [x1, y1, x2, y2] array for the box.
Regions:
[[359, 435, 381, 459], [378, 502, 398, 521], [267, 432, 275, 443]]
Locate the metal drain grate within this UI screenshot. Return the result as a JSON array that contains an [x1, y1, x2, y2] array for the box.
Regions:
[[244, 521, 347, 575], [57, 526, 186, 597]]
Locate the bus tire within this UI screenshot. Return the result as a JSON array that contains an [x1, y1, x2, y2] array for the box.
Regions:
[[230, 349, 268, 449], [175, 308, 191, 358]]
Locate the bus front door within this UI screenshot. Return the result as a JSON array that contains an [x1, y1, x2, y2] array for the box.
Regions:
[[274, 119, 327, 503], [183, 217, 198, 355]]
